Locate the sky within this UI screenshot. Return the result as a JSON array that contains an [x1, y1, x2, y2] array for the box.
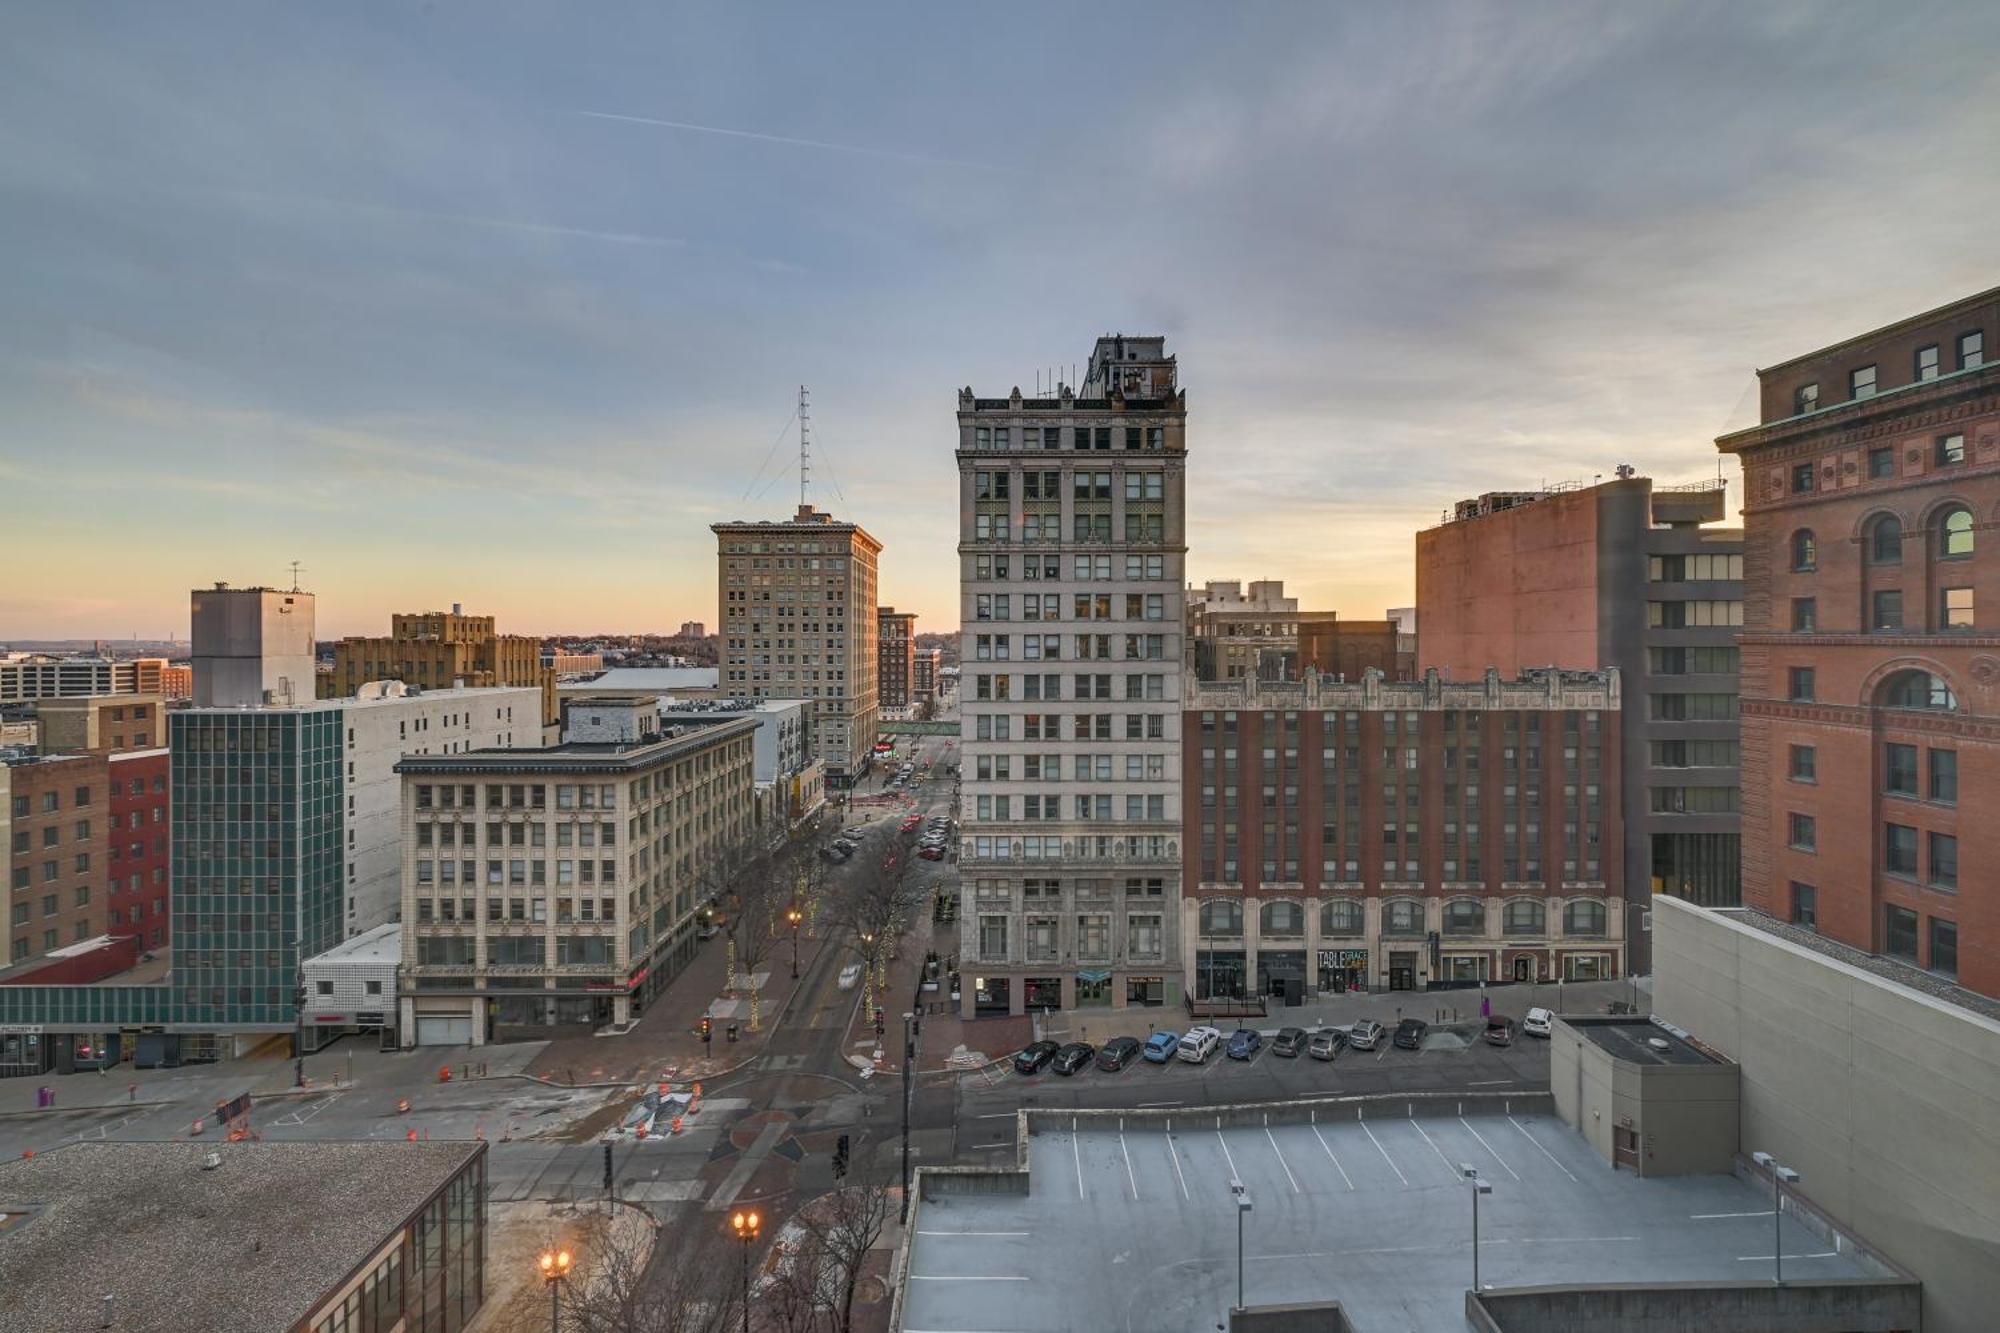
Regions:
[[7, 2, 2000, 640]]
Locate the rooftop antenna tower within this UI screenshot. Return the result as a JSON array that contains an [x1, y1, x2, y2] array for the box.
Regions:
[[798, 384, 810, 509], [286, 560, 307, 592]]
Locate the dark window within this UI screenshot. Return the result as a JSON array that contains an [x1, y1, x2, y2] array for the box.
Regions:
[[1790, 529, 1816, 571], [1788, 667, 1815, 701], [1794, 383, 1818, 414], [1788, 813, 1816, 851], [1929, 832, 1958, 889], [1929, 748, 1958, 803], [1881, 670, 1955, 710], [1938, 506, 1973, 559], [1789, 882, 1817, 930], [1884, 823, 1919, 876], [1868, 446, 1895, 479], [1915, 344, 1940, 381], [1884, 743, 1918, 796], [1869, 515, 1903, 563], [1791, 599, 1817, 633], [1884, 904, 1919, 962], [1789, 745, 1816, 782], [1936, 433, 1966, 465], [1850, 365, 1877, 399], [1929, 918, 1958, 976], [1958, 329, 1984, 369], [1790, 462, 1815, 494], [1871, 590, 1903, 632]]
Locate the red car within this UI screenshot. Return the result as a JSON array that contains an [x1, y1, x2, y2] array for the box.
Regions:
[[900, 815, 922, 833]]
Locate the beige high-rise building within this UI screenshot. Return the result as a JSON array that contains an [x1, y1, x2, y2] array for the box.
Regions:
[[714, 504, 882, 788], [322, 606, 557, 731]]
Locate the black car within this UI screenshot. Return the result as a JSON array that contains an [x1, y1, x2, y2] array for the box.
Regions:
[[1051, 1042, 1095, 1075], [1270, 1027, 1308, 1058], [1392, 1018, 1429, 1050], [1013, 1040, 1058, 1075], [1094, 1036, 1142, 1071]]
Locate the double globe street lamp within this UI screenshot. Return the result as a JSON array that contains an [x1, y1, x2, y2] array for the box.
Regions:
[[537, 1247, 572, 1333]]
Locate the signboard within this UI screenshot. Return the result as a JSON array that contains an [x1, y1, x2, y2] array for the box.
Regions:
[[0, 1024, 43, 1036], [1317, 950, 1368, 970]]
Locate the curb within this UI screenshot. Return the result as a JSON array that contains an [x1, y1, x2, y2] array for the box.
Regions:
[[0, 1098, 177, 1120]]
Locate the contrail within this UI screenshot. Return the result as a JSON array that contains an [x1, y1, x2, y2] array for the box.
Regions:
[[573, 109, 1005, 171]]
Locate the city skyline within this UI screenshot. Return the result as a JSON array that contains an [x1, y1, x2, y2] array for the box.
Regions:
[[11, 4, 2000, 639]]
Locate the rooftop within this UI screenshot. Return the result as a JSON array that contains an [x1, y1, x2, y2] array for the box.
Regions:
[[395, 716, 756, 775], [0, 1140, 481, 1333], [307, 922, 402, 967], [1565, 1015, 1723, 1066], [180, 682, 534, 716], [563, 667, 720, 693], [1721, 906, 2000, 1025]]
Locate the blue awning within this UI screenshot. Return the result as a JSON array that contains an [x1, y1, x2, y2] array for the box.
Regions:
[[1076, 969, 1112, 983]]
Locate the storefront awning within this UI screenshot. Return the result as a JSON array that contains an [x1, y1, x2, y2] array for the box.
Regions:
[[1076, 969, 1112, 984]]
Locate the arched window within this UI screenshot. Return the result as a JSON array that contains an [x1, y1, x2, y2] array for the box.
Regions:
[[1869, 514, 1904, 564], [1199, 899, 1243, 936], [1382, 898, 1425, 936], [1939, 506, 1974, 559], [1502, 899, 1546, 936], [1879, 669, 1957, 711], [1260, 900, 1304, 936], [1443, 899, 1485, 935], [1790, 529, 1817, 571], [1320, 899, 1363, 936], [1564, 900, 1607, 936]]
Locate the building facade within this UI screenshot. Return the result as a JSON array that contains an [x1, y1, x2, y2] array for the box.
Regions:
[[957, 335, 1188, 1017], [3, 753, 109, 964], [324, 606, 558, 731], [1416, 475, 1745, 955], [878, 607, 917, 711], [0, 654, 137, 703], [657, 696, 823, 833], [190, 583, 317, 708], [395, 716, 757, 1043], [912, 647, 942, 705], [1716, 287, 2000, 997], [1182, 668, 1626, 998], [715, 504, 882, 788], [106, 747, 169, 950], [35, 693, 169, 753]]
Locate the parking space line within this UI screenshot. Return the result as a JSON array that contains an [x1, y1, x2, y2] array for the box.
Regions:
[[916, 1230, 1031, 1237], [1216, 1129, 1242, 1184], [1459, 1117, 1521, 1181], [909, 1275, 1032, 1281], [1119, 1131, 1139, 1200], [1359, 1120, 1409, 1186], [1310, 1124, 1354, 1191], [1507, 1116, 1579, 1182], [1071, 1124, 1085, 1199], [1735, 1251, 1839, 1262], [1265, 1128, 1301, 1194], [1409, 1120, 1457, 1177], [1167, 1133, 1190, 1200], [1693, 1210, 1772, 1219]]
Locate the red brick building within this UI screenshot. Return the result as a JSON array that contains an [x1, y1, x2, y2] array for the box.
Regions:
[[106, 748, 170, 949], [3, 753, 110, 965], [1181, 668, 1624, 998], [1718, 287, 2000, 997]]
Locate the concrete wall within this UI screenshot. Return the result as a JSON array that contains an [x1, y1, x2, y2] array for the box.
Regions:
[[1466, 1280, 1921, 1333], [1654, 893, 2000, 1331], [1230, 1300, 1358, 1333], [190, 587, 316, 708]]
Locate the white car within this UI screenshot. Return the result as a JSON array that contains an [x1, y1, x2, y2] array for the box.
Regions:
[[1522, 1006, 1553, 1038], [1176, 1026, 1222, 1064], [838, 963, 863, 991]]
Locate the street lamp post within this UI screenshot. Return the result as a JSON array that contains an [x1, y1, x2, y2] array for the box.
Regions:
[[729, 1209, 761, 1333], [537, 1247, 572, 1333], [1460, 1164, 1493, 1291], [787, 905, 802, 980], [1230, 1181, 1252, 1311], [901, 1011, 917, 1223], [1752, 1151, 1800, 1286]]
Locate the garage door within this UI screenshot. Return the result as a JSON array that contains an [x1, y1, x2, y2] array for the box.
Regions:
[[415, 1015, 473, 1047]]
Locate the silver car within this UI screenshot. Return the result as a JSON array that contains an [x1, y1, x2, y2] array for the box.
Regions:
[[1346, 1019, 1386, 1051]]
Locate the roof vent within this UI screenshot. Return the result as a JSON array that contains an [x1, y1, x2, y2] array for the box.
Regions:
[[1647, 1037, 1670, 1052]]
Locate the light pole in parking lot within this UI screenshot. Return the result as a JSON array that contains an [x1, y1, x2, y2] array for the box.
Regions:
[[1751, 1151, 1800, 1286], [1460, 1163, 1492, 1291], [1230, 1180, 1251, 1311]]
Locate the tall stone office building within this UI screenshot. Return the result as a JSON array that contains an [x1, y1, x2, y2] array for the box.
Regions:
[[956, 336, 1187, 1017]]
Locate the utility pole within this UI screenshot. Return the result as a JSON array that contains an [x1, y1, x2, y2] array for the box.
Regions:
[[901, 1010, 916, 1223]]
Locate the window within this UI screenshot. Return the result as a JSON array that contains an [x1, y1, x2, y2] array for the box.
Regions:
[[1793, 382, 1818, 414], [1929, 748, 1958, 803], [1935, 433, 1966, 466], [1788, 667, 1815, 701], [1929, 918, 1958, 977], [1929, 832, 1958, 889], [1199, 899, 1243, 936], [1871, 590, 1903, 632], [1788, 745, 1816, 782], [1320, 899, 1363, 936], [1869, 515, 1903, 564], [1958, 329, 1984, 369], [1789, 882, 1817, 930], [1790, 462, 1815, 494], [1938, 506, 1973, 558], [1442, 899, 1484, 935], [1260, 901, 1304, 936], [1880, 670, 1955, 711], [1563, 901, 1606, 936], [1849, 364, 1877, 399], [1790, 599, 1816, 633], [1883, 743, 1918, 796], [1788, 813, 1816, 851], [1382, 899, 1424, 935], [1940, 588, 1974, 630], [1868, 446, 1895, 479], [1916, 344, 1940, 381], [1790, 529, 1816, 571], [1502, 899, 1545, 936], [1884, 904, 1919, 962], [1884, 823, 1918, 877]]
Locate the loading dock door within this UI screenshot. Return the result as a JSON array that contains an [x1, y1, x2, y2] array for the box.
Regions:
[[415, 1015, 473, 1047]]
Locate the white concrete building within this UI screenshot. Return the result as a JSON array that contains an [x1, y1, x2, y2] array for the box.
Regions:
[[956, 335, 1188, 1017], [300, 922, 399, 1047], [0, 654, 137, 703], [190, 583, 317, 707]]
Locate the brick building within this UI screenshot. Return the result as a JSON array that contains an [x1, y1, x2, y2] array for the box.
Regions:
[[1182, 668, 1625, 998], [3, 753, 109, 964], [35, 693, 169, 753], [323, 606, 557, 731], [1717, 286, 2000, 997], [106, 748, 169, 949], [878, 606, 917, 710]]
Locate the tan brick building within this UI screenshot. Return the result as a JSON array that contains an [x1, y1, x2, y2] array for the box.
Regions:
[[323, 607, 556, 730], [35, 694, 170, 754]]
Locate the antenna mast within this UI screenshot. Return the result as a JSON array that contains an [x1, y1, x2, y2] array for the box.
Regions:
[[798, 385, 810, 510], [286, 560, 306, 592]]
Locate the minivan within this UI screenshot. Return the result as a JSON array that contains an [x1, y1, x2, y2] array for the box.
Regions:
[[1176, 1026, 1222, 1064]]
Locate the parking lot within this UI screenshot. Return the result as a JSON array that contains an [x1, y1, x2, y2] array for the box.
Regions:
[[903, 1111, 1885, 1333]]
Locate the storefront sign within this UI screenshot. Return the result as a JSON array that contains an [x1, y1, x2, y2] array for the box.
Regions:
[[0, 1024, 43, 1036], [1317, 950, 1368, 970]]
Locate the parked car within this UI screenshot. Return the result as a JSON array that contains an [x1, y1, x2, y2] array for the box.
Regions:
[[1095, 1036, 1142, 1072], [1013, 1040, 1058, 1075], [820, 844, 853, 863], [1307, 1029, 1344, 1061], [1176, 1026, 1222, 1064], [1484, 1017, 1517, 1047], [1270, 1027, 1307, 1058], [1051, 1042, 1095, 1075], [1392, 1018, 1429, 1050], [1347, 1019, 1386, 1051], [1143, 1030, 1181, 1064], [1225, 1028, 1263, 1060], [919, 844, 945, 860], [1522, 1006, 1553, 1038], [837, 962, 862, 990]]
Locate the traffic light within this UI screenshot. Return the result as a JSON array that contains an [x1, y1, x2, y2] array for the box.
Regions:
[[873, 1010, 885, 1037], [833, 1133, 850, 1179], [699, 1016, 712, 1050]]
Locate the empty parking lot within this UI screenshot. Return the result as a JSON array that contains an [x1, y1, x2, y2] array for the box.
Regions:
[[902, 1110, 1882, 1332]]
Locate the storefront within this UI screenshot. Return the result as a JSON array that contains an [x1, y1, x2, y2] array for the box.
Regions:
[[1194, 951, 1246, 1000], [1075, 970, 1112, 1006], [1561, 952, 1611, 981], [1316, 949, 1369, 994], [0, 1026, 47, 1078], [1024, 976, 1064, 1011], [972, 974, 1011, 1017], [1256, 951, 1307, 1000], [1125, 975, 1166, 1007], [1439, 953, 1491, 986], [1387, 950, 1421, 991], [1502, 951, 1546, 984]]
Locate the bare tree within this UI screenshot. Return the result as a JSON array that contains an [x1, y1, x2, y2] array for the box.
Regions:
[[537, 1213, 741, 1333], [763, 1187, 890, 1333], [825, 850, 927, 1025]]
